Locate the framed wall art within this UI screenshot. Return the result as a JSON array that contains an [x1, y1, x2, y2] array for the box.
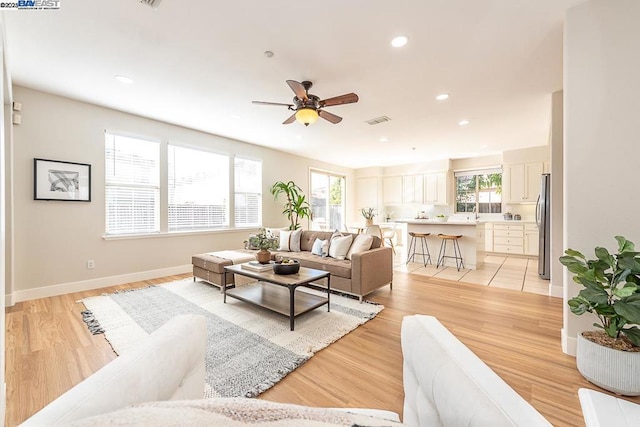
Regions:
[[34, 158, 91, 202]]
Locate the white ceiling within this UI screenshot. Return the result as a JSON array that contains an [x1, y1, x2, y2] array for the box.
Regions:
[[4, 0, 584, 169]]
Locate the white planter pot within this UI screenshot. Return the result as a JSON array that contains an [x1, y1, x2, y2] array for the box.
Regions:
[[577, 332, 640, 396]]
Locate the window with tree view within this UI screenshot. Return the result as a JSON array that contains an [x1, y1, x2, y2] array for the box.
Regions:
[[455, 169, 502, 214]]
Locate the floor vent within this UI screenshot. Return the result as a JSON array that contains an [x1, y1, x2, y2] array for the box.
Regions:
[[140, 0, 162, 8], [365, 116, 392, 125]]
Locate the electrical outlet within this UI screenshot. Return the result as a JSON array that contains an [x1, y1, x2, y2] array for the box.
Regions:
[[87, 260, 95, 269]]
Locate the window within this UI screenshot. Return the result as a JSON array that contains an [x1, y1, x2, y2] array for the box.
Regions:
[[234, 157, 262, 227], [455, 168, 502, 213], [168, 145, 229, 231], [310, 170, 345, 231], [105, 133, 160, 235]]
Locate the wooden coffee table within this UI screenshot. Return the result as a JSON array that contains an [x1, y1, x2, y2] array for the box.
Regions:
[[222, 264, 331, 331]]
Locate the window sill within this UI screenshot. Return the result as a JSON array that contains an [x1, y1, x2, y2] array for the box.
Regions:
[[103, 227, 259, 241]]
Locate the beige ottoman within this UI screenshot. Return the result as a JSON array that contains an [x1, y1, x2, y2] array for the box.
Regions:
[[192, 251, 258, 289]]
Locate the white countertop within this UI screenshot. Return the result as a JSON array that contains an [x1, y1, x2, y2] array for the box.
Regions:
[[479, 220, 536, 224], [394, 219, 478, 226]]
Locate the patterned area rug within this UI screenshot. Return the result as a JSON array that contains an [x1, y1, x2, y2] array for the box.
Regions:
[[80, 278, 383, 398]]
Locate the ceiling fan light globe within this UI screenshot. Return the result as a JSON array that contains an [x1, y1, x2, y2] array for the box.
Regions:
[[295, 108, 319, 126]]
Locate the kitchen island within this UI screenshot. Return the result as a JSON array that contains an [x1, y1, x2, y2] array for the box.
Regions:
[[394, 219, 480, 269]]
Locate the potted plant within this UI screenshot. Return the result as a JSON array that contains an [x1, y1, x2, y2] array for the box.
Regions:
[[249, 228, 279, 264], [560, 235, 640, 395], [361, 207, 376, 226], [270, 181, 312, 230]]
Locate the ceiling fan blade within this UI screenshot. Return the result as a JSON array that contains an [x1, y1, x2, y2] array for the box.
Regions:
[[318, 109, 343, 124], [283, 113, 297, 125], [286, 80, 308, 100], [252, 101, 294, 108], [319, 93, 359, 107]]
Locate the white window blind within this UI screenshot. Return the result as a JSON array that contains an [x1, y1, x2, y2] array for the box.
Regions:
[[234, 157, 262, 227], [168, 145, 229, 231], [105, 133, 160, 235]]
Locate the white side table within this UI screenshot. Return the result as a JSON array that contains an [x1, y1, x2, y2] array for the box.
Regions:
[[579, 388, 640, 426]]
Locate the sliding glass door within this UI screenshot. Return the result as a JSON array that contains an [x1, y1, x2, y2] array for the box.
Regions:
[[310, 170, 345, 231]]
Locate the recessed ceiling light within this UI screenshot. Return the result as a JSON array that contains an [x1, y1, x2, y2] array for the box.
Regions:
[[480, 144, 488, 149], [458, 119, 470, 126], [380, 137, 388, 143], [391, 36, 408, 48], [436, 93, 450, 101], [115, 75, 133, 84]]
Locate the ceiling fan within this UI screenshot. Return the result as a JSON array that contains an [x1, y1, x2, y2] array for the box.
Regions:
[[252, 80, 359, 126]]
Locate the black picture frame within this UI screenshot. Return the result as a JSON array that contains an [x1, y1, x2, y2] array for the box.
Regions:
[[34, 158, 91, 202]]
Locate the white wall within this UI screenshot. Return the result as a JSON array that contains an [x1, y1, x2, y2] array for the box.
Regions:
[[550, 91, 563, 298], [0, 17, 8, 418], [9, 86, 353, 302], [563, 0, 640, 355]]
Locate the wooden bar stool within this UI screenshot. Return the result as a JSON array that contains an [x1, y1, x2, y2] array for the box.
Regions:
[[436, 234, 464, 271], [406, 232, 432, 266]]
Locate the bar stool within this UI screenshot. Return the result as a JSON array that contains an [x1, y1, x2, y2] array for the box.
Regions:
[[437, 234, 464, 271], [406, 232, 432, 266]]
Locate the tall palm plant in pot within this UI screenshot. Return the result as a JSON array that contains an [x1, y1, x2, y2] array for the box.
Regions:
[[560, 235, 640, 395], [270, 181, 311, 230]]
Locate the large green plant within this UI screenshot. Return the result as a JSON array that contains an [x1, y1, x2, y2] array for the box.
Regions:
[[560, 236, 640, 347], [270, 180, 311, 230]]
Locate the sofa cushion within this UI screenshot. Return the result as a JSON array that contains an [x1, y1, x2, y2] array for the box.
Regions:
[[273, 251, 351, 279], [300, 230, 349, 251], [278, 229, 302, 252], [329, 234, 353, 260], [346, 234, 373, 260], [311, 238, 329, 257]]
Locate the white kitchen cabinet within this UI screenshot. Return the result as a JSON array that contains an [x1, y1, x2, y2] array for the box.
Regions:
[[476, 222, 494, 253], [424, 171, 448, 205], [383, 176, 403, 205], [524, 223, 539, 256], [402, 175, 423, 204], [504, 162, 544, 203], [492, 223, 524, 254], [355, 177, 378, 211]]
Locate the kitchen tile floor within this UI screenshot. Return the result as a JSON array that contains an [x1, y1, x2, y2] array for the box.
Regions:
[[392, 245, 551, 296]]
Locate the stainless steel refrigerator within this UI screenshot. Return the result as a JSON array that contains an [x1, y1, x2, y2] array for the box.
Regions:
[[536, 173, 551, 279]]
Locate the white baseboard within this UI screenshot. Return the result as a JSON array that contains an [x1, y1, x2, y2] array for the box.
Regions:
[[549, 284, 563, 298], [562, 328, 578, 356], [9, 264, 192, 303]]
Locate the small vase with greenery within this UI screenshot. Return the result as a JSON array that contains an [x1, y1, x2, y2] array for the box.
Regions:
[[361, 207, 376, 226], [270, 181, 312, 230], [249, 228, 279, 264], [560, 235, 640, 349]]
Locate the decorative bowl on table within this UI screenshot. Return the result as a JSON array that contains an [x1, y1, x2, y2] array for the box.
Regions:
[[435, 215, 448, 222], [273, 259, 300, 275]]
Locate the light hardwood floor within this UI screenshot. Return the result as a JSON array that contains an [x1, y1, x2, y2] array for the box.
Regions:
[[5, 271, 640, 426]]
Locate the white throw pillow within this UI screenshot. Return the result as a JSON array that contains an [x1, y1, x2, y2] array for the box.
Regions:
[[328, 234, 353, 260], [311, 238, 329, 257], [278, 229, 302, 252], [346, 234, 374, 260]]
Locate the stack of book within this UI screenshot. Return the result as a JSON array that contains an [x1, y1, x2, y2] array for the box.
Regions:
[[241, 261, 272, 272]]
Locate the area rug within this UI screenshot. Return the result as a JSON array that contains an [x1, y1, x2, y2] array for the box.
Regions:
[[80, 278, 383, 398]]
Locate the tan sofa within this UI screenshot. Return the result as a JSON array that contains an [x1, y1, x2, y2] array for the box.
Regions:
[[192, 230, 393, 301]]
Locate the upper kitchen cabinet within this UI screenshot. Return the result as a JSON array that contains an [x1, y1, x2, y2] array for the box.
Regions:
[[424, 171, 449, 205], [504, 162, 543, 203], [383, 176, 403, 205], [402, 175, 423, 204]]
